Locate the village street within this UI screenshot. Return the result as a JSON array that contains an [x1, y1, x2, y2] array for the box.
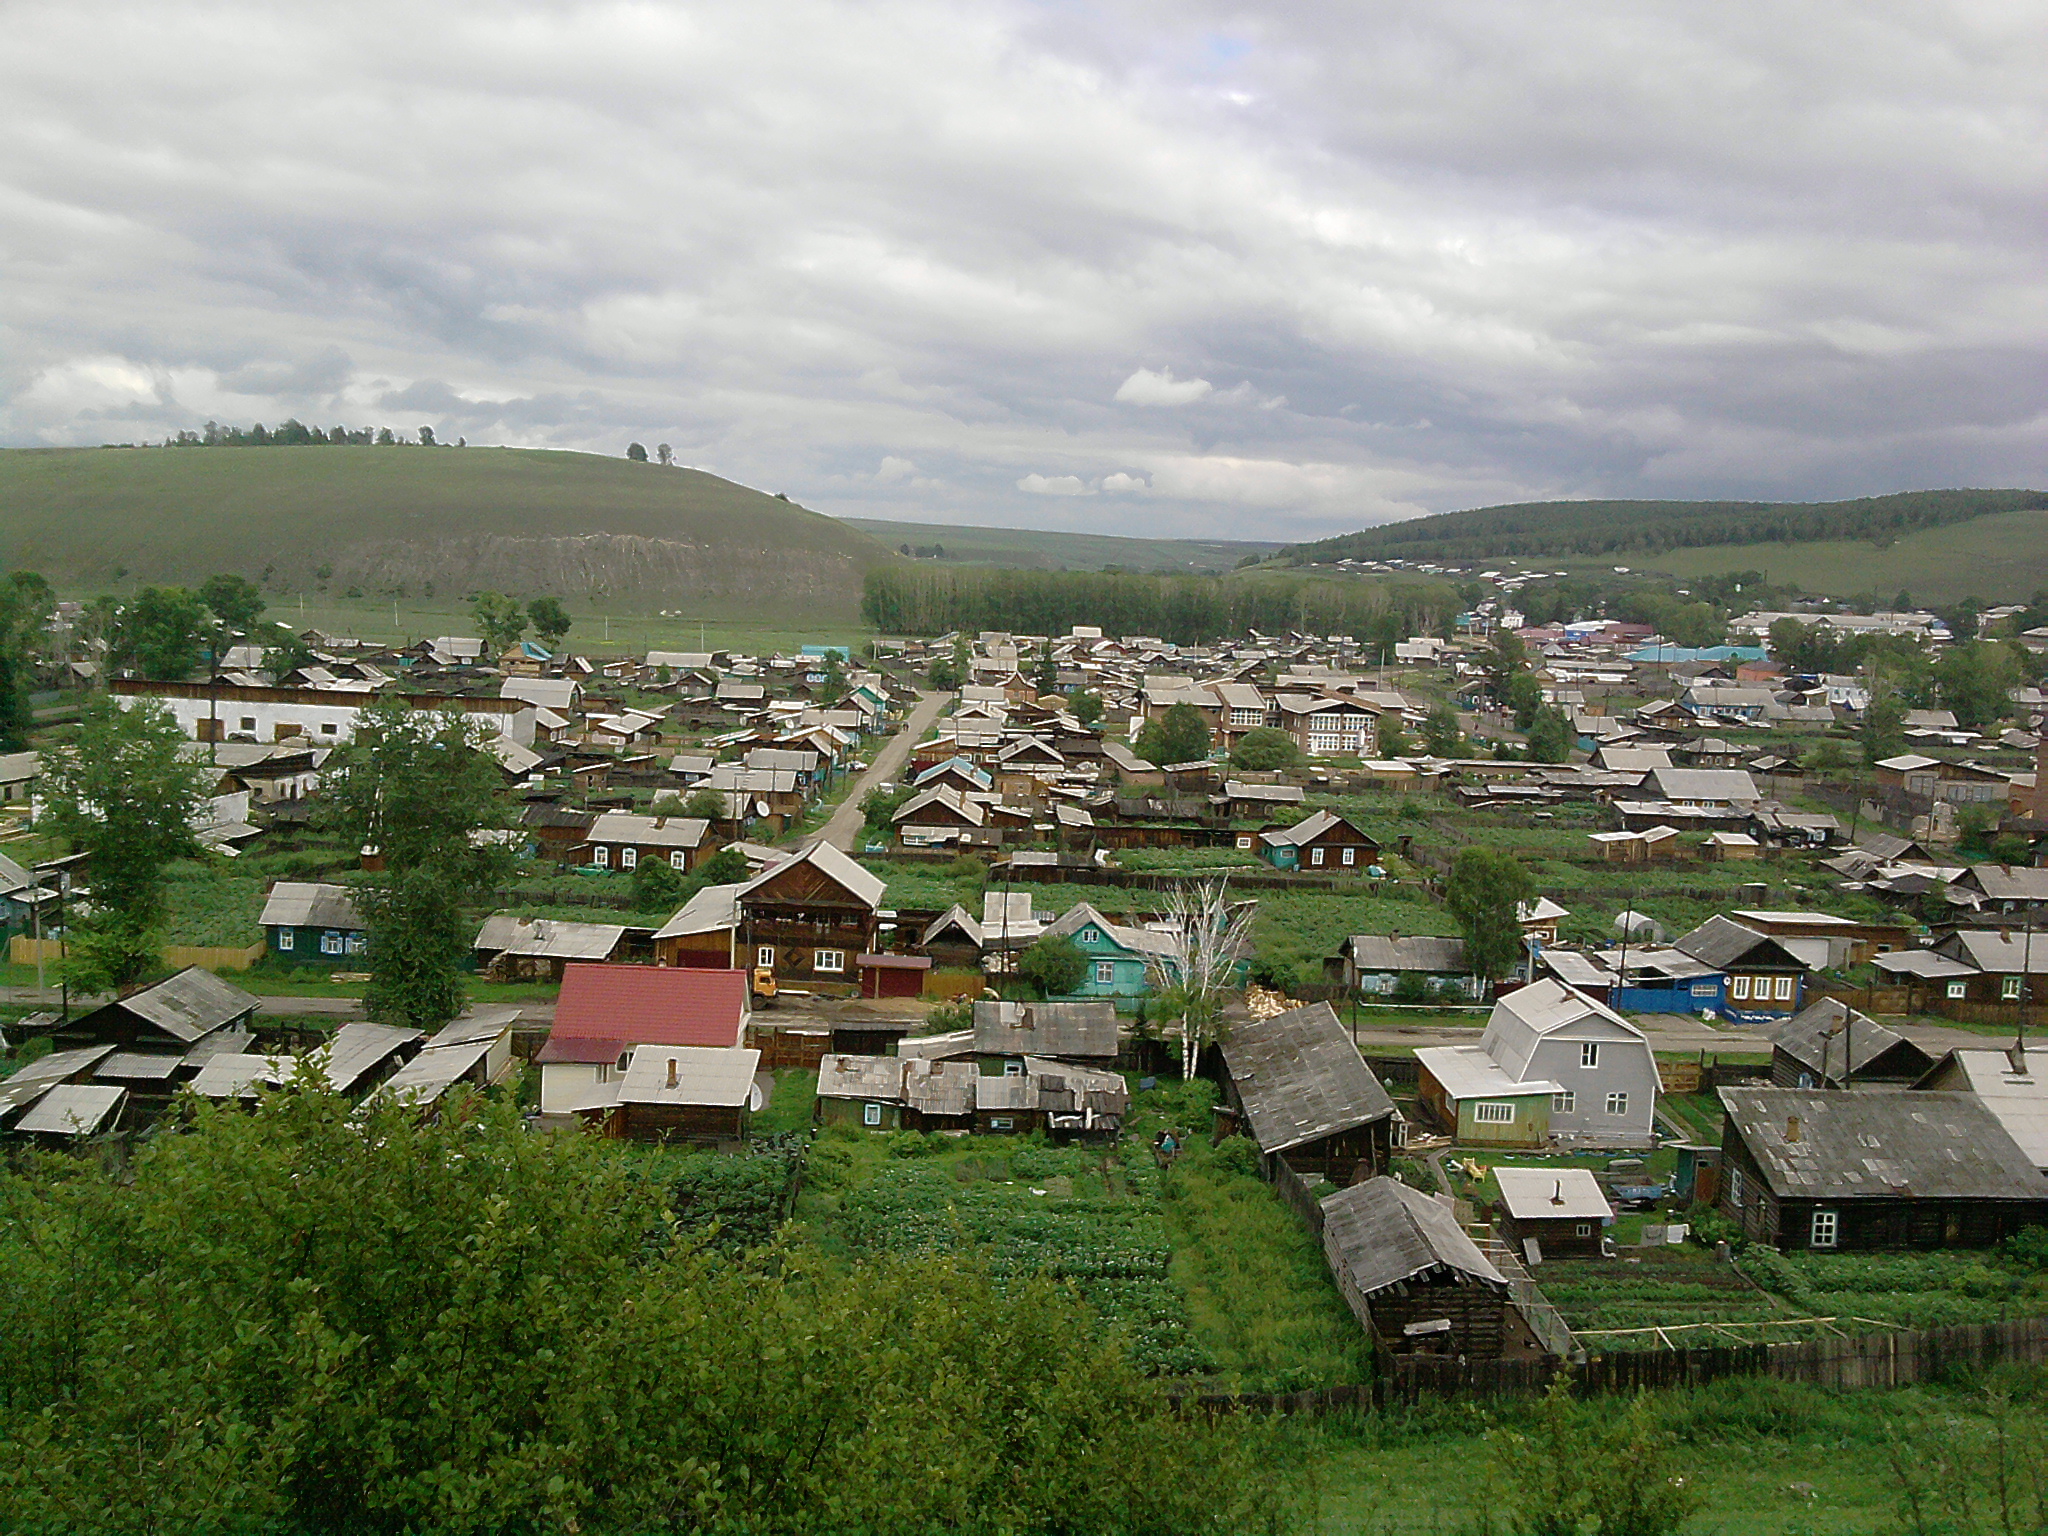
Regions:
[[816, 688, 949, 851]]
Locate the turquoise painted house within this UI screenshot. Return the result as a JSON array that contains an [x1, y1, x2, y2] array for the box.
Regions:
[[1040, 904, 1171, 997]]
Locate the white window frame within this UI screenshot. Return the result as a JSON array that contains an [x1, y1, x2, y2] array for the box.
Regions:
[[1472, 1102, 1515, 1125], [1003, 1060, 1025, 1077], [1948, 981, 1969, 1000], [1081, 927, 1100, 943], [670, 850, 688, 870], [1310, 847, 1325, 866], [621, 847, 638, 870], [1093, 960, 1116, 986], [592, 846, 610, 868], [1730, 975, 1750, 1001], [863, 1102, 882, 1127], [756, 946, 775, 969], [345, 934, 365, 955], [1728, 1165, 1745, 1208], [276, 929, 294, 952], [320, 931, 345, 956], [1605, 1092, 1629, 1117], [1580, 1042, 1600, 1069], [1775, 975, 1795, 1002], [1552, 1091, 1576, 1114], [1575, 1223, 1593, 1238], [1811, 1209, 1838, 1249], [1341, 846, 1356, 866], [814, 949, 845, 974], [2004, 975, 2024, 1001], [988, 1116, 1014, 1130]]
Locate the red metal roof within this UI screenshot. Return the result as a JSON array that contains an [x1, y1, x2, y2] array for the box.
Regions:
[[550, 963, 748, 1049]]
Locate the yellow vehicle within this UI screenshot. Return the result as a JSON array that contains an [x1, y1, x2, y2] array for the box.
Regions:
[[751, 966, 778, 1002]]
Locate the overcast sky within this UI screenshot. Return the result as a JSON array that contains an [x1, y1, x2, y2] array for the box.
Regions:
[[3, 1, 2042, 539]]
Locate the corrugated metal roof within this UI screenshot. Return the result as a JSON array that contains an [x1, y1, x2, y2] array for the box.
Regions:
[[370, 1038, 498, 1108], [1220, 1002, 1395, 1155], [897, 1030, 976, 1061], [1771, 998, 1930, 1078], [0, 1045, 116, 1117], [14, 1083, 125, 1136], [188, 1052, 293, 1098], [1721, 1087, 2048, 1200], [1414, 1045, 1560, 1100], [474, 914, 627, 961], [550, 965, 747, 1050], [94, 1051, 187, 1082], [319, 1021, 425, 1093], [1321, 1177, 1506, 1297]]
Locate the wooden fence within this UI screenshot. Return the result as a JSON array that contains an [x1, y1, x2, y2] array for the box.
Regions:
[[9, 937, 265, 972], [1174, 1319, 2048, 1413]]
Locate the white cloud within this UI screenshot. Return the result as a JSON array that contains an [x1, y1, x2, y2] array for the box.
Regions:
[[1114, 367, 1214, 406], [1099, 471, 1150, 493], [1017, 472, 1094, 496], [875, 455, 918, 483]]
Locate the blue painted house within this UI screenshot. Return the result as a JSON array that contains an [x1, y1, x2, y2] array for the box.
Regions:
[[1040, 903, 1175, 997], [258, 882, 368, 968]]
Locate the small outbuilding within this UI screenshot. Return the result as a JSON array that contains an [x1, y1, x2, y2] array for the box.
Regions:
[[1219, 1001, 1399, 1182], [1769, 997, 1936, 1089], [1492, 1167, 1614, 1262]]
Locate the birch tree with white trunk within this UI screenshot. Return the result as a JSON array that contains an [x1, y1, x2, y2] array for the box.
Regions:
[[1144, 879, 1258, 1078]]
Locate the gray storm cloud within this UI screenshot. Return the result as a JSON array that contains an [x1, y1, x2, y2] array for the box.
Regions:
[[1, 0, 2041, 538]]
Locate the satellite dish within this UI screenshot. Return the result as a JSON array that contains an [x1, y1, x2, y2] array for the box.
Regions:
[[754, 799, 771, 817]]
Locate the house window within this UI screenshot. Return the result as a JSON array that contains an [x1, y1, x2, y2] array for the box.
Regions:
[[1775, 976, 1795, 1002], [1236, 835, 1253, 849], [621, 847, 638, 870], [277, 929, 294, 952], [1691, 983, 1716, 998], [345, 934, 365, 955], [593, 846, 610, 867], [864, 1102, 882, 1127], [670, 850, 688, 870], [1575, 1223, 1593, 1238], [2004, 976, 2024, 1001], [1728, 1165, 1746, 1208], [240, 717, 256, 731], [1003, 1060, 1025, 1077], [1580, 1042, 1600, 1069], [756, 946, 775, 969], [320, 723, 338, 735], [1605, 1092, 1629, 1116], [1081, 928, 1100, 943], [320, 931, 345, 956], [1472, 1102, 1516, 1124], [1094, 961, 1116, 986], [1310, 847, 1325, 867], [1341, 847, 1356, 866], [989, 1116, 1014, 1130], [815, 949, 845, 973], [1552, 1091, 1576, 1114], [596, 1063, 611, 1084], [1730, 975, 1750, 1001], [1811, 1209, 1838, 1249], [1948, 981, 1969, 1000]]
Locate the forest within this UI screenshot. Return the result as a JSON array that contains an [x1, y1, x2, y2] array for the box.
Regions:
[[860, 566, 1458, 645], [1285, 488, 2048, 564]]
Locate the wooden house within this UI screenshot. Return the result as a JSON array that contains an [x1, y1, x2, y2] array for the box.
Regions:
[[1720, 1087, 2048, 1251], [258, 882, 368, 968], [972, 999, 1120, 1069], [58, 968, 259, 1058], [1256, 809, 1380, 872], [1472, 980, 1661, 1148], [597, 1045, 761, 1144], [537, 964, 748, 1116], [582, 811, 714, 873], [1412, 1045, 1556, 1147], [1674, 916, 1811, 1019], [1320, 1178, 1550, 1360], [473, 914, 631, 981], [368, 1009, 520, 1117], [1330, 934, 1477, 1001], [1219, 1001, 1398, 1183], [522, 803, 597, 863], [1768, 997, 1936, 1088], [1492, 1167, 1613, 1261], [1930, 930, 2048, 1006], [736, 841, 886, 988], [815, 1053, 910, 1130], [1914, 1045, 2048, 1174]]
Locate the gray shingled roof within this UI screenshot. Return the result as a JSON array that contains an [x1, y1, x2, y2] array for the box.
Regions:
[[1220, 1001, 1395, 1155], [108, 967, 260, 1044], [1770, 998, 1932, 1078], [1720, 1087, 2048, 1200], [973, 1000, 1120, 1060], [1320, 1177, 1505, 1297], [258, 882, 364, 931], [1345, 935, 1467, 974], [1674, 916, 1803, 972]]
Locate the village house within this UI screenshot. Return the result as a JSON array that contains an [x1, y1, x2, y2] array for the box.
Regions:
[[588, 1044, 761, 1145], [1674, 915, 1811, 1020], [1768, 997, 1936, 1088], [1492, 1167, 1614, 1262], [1038, 903, 1176, 998], [1472, 980, 1660, 1148], [1927, 929, 2048, 1008], [1718, 1087, 2048, 1251], [1255, 809, 1380, 872], [1914, 1046, 2048, 1174], [972, 999, 1120, 1070], [536, 964, 749, 1117], [1219, 1001, 1400, 1183], [56, 967, 259, 1061], [814, 1055, 980, 1133], [582, 811, 715, 872], [258, 881, 368, 967], [1330, 934, 1476, 1001], [473, 914, 632, 981]]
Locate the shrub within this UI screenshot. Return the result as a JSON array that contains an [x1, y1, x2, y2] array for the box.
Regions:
[[1017, 934, 1088, 998]]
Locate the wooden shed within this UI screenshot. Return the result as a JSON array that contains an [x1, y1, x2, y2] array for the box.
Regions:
[[1320, 1178, 1549, 1360], [1219, 1001, 1398, 1183], [602, 1045, 761, 1144], [1769, 998, 1936, 1089], [1492, 1167, 1613, 1261]]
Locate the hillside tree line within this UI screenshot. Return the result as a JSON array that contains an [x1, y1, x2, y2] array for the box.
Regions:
[[167, 419, 458, 448]]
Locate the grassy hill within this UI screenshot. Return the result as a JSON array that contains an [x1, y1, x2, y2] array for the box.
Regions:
[[842, 518, 1280, 574], [1284, 488, 2048, 566], [0, 446, 894, 622]]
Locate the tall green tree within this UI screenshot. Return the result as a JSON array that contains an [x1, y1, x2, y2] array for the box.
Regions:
[[197, 573, 266, 635], [261, 626, 320, 684], [1935, 641, 2022, 730], [1481, 629, 1528, 701], [1861, 690, 1908, 765], [113, 586, 210, 679], [0, 573, 53, 749], [39, 696, 208, 989], [1135, 701, 1211, 766], [1421, 702, 1464, 757], [1445, 845, 1535, 986], [321, 700, 517, 1028], [525, 596, 572, 650], [470, 592, 526, 654], [1017, 933, 1087, 998], [1227, 727, 1304, 771], [1033, 645, 1059, 696], [1524, 705, 1573, 763], [1070, 689, 1103, 727]]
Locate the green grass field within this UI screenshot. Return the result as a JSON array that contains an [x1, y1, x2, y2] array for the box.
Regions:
[[843, 517, 1281, 574], [0, 444, 891, 624]]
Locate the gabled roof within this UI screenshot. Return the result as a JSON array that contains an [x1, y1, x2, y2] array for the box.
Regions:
[[615, 1045, 760, 1108], [1674, 915, 1808, 972], [972, 999, 1120, 1060], [1770, 997, 1933, 1079], [546, 964, 749, 1053], [92, 967, 260, 1044], [1413, 1044, 1560, 1099], [1938, 930, 2048, 975], [1343, 934, 1467, 974], [13, 1083, 125, 1137], [1720, 1087, 2046, 1201], [1481, 980, 1647, 1081], [1259, 809, 1371, 849], [259, 881, 363, 931], [920, 903, 983, 948], [1917, 1047, 2048, 1170], [1041, 901, 1180, 959], [1320, 1177, 1505, 1298], [738, 840, 887, 910], [1494, 1167, 1614, 1222], [474, 914, 627, 961], [587, 811, 711, 849], [1220, 1001, 1395, 1154], [652, 881, 744, 940]]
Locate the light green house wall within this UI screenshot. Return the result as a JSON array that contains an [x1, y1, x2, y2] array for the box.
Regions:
[[1454, 1093, 1553, 1147]]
